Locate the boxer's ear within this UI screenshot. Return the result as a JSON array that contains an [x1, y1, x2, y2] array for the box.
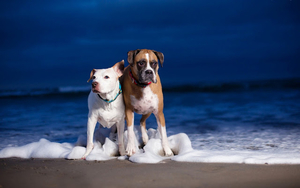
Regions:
[[113, 60, 125, 77], [127, 49, 140, 66], [87, 69, 96, 82], [153, 50, 164, 67]]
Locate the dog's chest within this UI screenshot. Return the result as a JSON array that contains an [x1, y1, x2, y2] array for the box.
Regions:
[[130, 87, 159, 115], [92, 98, 124, 128]]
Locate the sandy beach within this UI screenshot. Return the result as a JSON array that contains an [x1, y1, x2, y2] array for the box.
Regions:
[[0, 158, 299, 188]]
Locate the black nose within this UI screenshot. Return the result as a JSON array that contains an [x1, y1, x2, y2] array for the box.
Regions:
[[92, 82, 98, 88], [145, 70, 153, 75]]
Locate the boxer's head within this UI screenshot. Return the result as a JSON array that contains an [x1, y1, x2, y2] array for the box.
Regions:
[[127, 49, 164, 84], [87, 60, 124, 94]]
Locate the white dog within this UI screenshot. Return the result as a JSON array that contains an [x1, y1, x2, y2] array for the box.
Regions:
[[82, 60, 126, 159]]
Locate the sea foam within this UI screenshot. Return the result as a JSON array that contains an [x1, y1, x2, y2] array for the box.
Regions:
[[1, 128, 300, 164]]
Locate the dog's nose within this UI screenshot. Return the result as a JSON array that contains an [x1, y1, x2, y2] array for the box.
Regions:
[[145, 70, 153, 75], [92, 82, 98, 88]]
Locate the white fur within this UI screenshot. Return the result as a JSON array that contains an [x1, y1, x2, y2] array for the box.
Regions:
[[145, 53, 149, 62], [125, 112, 136, 156], [127, 87, 169, 155], [125, 50, 172, 157], [141, 124, 148, 145], [145, 53, 157, 82], [126, 87, 158, 155], [92, 68, 118, 95], [82, 68, 125, 159], [130, 87, 158, 115], [156, 117, 173, 156]]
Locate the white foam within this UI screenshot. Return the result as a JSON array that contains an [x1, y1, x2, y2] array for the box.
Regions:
[[0, 138, 72, 159], [67, 138, 118, 161], [1, 128, 300, 164], [58, 86, 90, 93]]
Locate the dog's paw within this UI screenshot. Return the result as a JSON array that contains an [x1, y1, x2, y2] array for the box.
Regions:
[[142, 134, 149, 146], [119, 145, 126, 156], [164, 147, 174, 157], [81, 155, 87, 160], [81, 143, 94, 159], [126, 144, 136, 156], [81, 151, 91, 160]]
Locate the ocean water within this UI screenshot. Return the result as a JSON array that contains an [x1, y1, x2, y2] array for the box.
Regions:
[[1, 79, 300, 163]]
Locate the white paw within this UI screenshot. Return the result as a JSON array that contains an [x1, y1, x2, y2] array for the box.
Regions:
[[126, 143, 136, 156], [164, 147, 174, 157], [119, 145, 126, 156], [81, 143, 94, 159], [142, 134, 149, 146]]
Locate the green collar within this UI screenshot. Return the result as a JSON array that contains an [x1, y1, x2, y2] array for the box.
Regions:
[[98, 81, 122, 103]]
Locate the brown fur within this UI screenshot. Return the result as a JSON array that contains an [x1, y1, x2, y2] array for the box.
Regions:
[[120, 49, 164, 117], [120, 49, 172, 156]]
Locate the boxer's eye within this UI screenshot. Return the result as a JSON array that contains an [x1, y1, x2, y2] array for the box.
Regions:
[[92, 76, 96, 79], [104, 75, 110, 79], [138, 61, 145, 66]]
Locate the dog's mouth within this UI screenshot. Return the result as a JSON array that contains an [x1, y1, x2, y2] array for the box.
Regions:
[[139, 77, 155, 84], [139, 70, 157, 84], [92, 88, 101, 93], [91, 82, 102, 93]]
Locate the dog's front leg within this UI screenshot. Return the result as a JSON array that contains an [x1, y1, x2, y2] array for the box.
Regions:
[[155, 112, 173, 157], [82, 115, 97, 159], [117, 118, 126, 156], [125, 109, 136, 156]]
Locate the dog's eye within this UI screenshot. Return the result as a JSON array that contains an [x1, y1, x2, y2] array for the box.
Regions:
[[138, 61, 145, 66], [104, 75, 110, 79], [92, 76, 96, 79]]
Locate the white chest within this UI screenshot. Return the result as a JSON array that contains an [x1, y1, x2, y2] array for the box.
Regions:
[[130, 87, 159, 115], [88, 92, 125, 128], [96, 106, 123, 128]]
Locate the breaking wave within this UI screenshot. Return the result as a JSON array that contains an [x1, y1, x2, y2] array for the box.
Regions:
[[1, 78, 299, 98]]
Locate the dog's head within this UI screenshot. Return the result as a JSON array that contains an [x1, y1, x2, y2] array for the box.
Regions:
[[87, 60, 124, 94], [127, 49, 164, 84]]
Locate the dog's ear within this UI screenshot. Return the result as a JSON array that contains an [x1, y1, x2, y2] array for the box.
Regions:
[[113, 60, 125, 77], [153, 50, 164, 67], [127, 49, 141, 66], [87, 69, 96, 82]]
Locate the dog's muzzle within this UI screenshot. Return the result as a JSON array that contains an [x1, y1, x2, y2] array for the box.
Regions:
[[92, 82, 97, 88], [140, 70, 155, 83], [92, 82, 99, 93]]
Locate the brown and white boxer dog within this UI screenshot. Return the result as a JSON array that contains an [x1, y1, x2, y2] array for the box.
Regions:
[[120, 49, 173, 156]]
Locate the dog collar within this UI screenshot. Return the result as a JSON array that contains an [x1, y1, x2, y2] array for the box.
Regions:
[[129, 68, 151, 88], [98, 81, 122, 103]]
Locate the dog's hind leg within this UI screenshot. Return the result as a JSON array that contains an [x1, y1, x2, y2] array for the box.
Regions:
[[116, 119, 126, 156], [109, 125, 117, 141], [140, 113, 151, 145]]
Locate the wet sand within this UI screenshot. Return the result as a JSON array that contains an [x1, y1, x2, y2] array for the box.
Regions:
[[0, 158, 300, 188]]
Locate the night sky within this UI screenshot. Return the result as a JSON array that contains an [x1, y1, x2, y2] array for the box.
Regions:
[[1, 0, 299, 89]]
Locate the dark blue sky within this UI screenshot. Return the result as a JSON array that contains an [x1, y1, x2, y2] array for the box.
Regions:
[[1, 0, 299, 89]]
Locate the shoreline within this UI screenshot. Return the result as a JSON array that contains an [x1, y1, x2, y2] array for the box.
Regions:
[[1, 158, 300, 188]]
